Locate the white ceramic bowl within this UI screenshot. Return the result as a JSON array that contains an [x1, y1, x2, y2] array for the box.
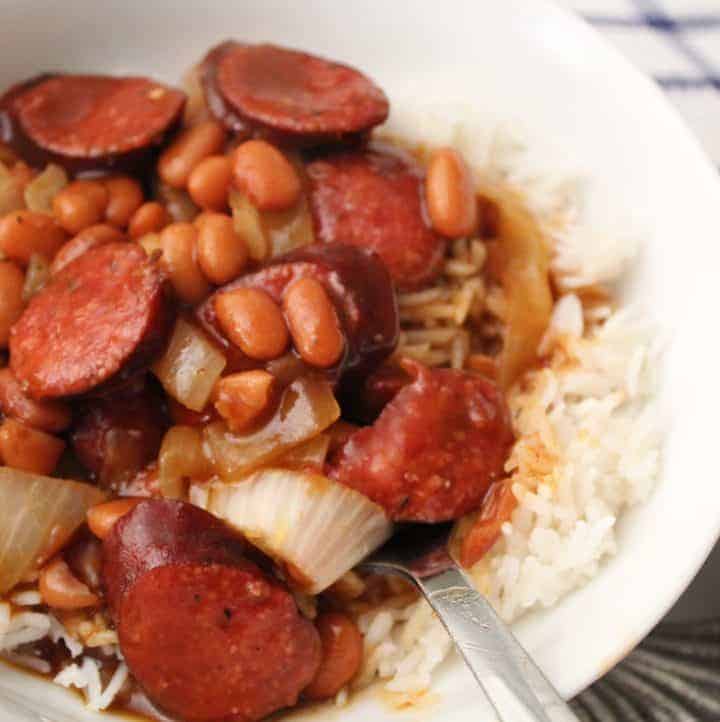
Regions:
[[2, 1, 720, 720]]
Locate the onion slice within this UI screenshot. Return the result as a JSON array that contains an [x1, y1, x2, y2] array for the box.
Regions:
[[485, 188, 553, 389], [0, 467, 105, 594], [204, 469, 393, 593], [152, 317, 227, 412], [203, 375, 340, 480]]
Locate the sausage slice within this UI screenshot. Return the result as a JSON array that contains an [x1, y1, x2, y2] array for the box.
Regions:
[[307, 144, 446, 290], [329, 360, 514, 522], [10, 243, 173, 399], [104, 500, 321, 722], [70, 379, 168, 485], [201, 41, 389, 146], [0, 75, 185, 174]]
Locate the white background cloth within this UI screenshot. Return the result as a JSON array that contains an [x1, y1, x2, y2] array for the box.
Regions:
[[561, 0, 720, 166]]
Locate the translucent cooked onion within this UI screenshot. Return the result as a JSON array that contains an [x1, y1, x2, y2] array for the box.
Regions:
[[23, 164, 68, 213], [229, 189, 268, 261], [158, 425, 213, 498], [203, 375, 340, 480], [0, 467, 105, 594], [276, 433, 330, 472], [152, 318, 227, 412], [487, 188, 553, 389], [204, 469, 393, 593], [229, 182, 314, 261], [22, 253, 50, 302], [0, 161, 24, 215]]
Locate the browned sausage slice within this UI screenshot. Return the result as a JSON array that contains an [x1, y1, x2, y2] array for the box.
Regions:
[[0, 367, 71, 433], [70, 380, 168, 485], [104, 499, 321, 722], [197, 242, 398, 382], [328, 360, 515, 522], [0, 75, 185, 174], [49, 225, 126, 275], [103, 499, 249, 616], [201, 41, 389, 146], [306, 144, 446, 290], [10, 243, 173, 399], [120, 564, 320, 722]]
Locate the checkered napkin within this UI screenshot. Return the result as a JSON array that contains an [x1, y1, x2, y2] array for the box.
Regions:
[[563, 0, 720, 165]]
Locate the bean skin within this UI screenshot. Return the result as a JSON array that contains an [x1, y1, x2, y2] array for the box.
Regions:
[[128, 202, 170, 240], [188, 155, 232, 211], [214, 287, 289, 360], [283, 278, 344, 368], [231, 140, 301, 211], [160, 223, 211, 304], [0, 261, 25, 347], [304, 612, 363, 700], [0, 210, 67, 265], [39, 557, 99, 610], [87, 498, 144, 540], [425, 148, 478, 239], [158, 121, 226, 189], [196, 212, 248, 285], [213, 370, 276, 432]]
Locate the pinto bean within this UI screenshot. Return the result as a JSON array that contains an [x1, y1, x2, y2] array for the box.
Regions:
[[188, 155, 232, 211], [128, 201, 170, 240], [196, 212, 248, 285], [0, 210, 67, 265], [0, 260, 25, 347], [160, 222, 211, 304], [213, 370, 276, 432], [158, 120, 226, 189], [283, 277, 344, 368], [0, 418, 65, 475], [214, 287, 288, 360], [87, 498, 144, 540], [425, 148, 478, 239], [231, 140, 301, 211], [304, 612, 363, 700], [39, 557, 99, 610]]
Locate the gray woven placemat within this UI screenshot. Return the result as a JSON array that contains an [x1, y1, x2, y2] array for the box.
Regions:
[[572, 619, 720, 721]]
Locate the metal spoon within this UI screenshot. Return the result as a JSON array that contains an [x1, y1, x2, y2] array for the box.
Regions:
[[361, 523, 579, 722]]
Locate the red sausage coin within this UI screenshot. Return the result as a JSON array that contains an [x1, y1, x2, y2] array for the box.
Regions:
[[201, 42, 388, 146], [307, 144, 446, 290], [198, 242, 398, 382], [10, 243, 173, 399], [103, 499, 321, 722], [329, 360, 514, 522], [0, 75, 185, 174]]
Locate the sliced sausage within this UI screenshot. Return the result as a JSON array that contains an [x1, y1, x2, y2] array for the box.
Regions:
[[200, 41, 389, 146], [103, 498, 248, 613], [0, 74, 185, 174], [306, 144, 446, 290], [49, 224, 126, 275], [341, 362, 412, 424], [0, 367, 71, 432], [197, 242, 398, 383], [10, 242, 173, 399], [103, 499, 321, 722], [328, 359, 514, 522], [70, 381, 168, 486]]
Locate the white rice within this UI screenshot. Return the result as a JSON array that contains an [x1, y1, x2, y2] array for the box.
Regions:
[[0, 123, 662, 711], [351, 121, 662, 697]]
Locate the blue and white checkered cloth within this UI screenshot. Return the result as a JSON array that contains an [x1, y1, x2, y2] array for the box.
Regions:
[[563, 0, 720, 165]]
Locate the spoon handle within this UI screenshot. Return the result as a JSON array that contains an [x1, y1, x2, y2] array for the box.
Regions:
[[418, 566, 579, 722]]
